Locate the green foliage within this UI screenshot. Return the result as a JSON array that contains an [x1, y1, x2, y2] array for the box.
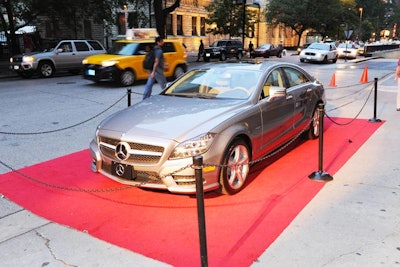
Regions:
[[205, 0, 259, 38]]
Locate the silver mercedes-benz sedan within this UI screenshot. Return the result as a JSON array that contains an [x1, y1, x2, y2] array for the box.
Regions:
[[90, 61, 325, 194]]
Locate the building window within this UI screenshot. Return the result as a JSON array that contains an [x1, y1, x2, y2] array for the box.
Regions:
[[166, 15, 173, 35], [192, 17, 197, 36], [177, 15, 183, 35], [200, 17, 206, 36]]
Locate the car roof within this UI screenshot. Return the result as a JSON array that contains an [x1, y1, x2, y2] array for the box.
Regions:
[[196, 60, 305, 73]]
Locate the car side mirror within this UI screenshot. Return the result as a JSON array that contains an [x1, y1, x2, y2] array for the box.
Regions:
[[56, 48, 63, 53], [268, 86, 286, 102]]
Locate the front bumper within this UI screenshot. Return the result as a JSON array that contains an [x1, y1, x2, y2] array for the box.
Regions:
[[9, 62, 35, 73], [83, 65, 120, 82], [89, 139, 220, 194]]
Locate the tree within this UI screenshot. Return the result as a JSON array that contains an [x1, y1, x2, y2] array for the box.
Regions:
[[153, 0, 181, 39], [1, 0, 127, 54], [266, 0, 347, 46], [205, 0, 259, 39]]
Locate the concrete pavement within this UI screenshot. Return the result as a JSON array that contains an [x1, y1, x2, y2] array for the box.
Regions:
[[1, 55, 399, 266]]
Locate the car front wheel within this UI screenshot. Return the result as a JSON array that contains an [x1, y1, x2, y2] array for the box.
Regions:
[[120, 70, 136, 86], [38, 61, 55, 78], [220, 53, 226, 61], [219, 139, 250, 194], [305, 107, 321, 139]]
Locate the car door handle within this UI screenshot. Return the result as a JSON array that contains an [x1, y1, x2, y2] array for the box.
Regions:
[[286, 95, 293, 100]]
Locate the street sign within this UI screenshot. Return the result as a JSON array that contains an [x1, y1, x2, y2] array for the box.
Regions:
[[344, 30, 353, 40]]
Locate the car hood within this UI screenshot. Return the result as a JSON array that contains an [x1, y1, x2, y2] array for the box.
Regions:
[[98, 95, 249, 142], [84, 54, 133, 64]]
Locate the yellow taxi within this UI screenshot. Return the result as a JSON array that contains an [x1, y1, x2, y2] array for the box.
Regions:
[[82, 39, 188, 86]]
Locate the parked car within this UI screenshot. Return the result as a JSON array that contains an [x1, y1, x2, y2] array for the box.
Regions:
[[299, 42, 338, 63], [357, 43, 365, 56], [203, 39, 244, 62], [297, 43, 311, 54], [82, 39, 187, 86], [89, 61, 326, 195], [9, 40, 106, 78], [250, 43, 283, 58], [337, 43, 358, 59]]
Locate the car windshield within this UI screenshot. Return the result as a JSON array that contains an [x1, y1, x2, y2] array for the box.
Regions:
[[163, 67, 261, 100], [111, 42, 139, 55], [308, 43, 329, 50], [259, 44, 271, 49]]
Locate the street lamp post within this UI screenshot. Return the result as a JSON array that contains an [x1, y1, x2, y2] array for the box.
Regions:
[[359, 7, 363, 41]]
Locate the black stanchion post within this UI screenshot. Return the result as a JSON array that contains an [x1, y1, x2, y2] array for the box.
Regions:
[[127, 88, 131, 107], [309, 104, 333, 182], [193, 155, 208, 267], [369, 78, 382, 123]]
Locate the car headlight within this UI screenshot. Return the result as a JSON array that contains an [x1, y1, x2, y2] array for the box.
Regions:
[[169, 133, 216, 160], [102, 60, 118, 67], [22, 55, 34, 63], [82, 58, 88, 64]]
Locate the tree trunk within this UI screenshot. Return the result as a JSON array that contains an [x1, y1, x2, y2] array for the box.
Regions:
[[153, 0, 181, 39]]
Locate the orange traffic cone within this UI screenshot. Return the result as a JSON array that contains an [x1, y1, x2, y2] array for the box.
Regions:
[[359, 66, 368, 83], [329, 73, 337, 87]]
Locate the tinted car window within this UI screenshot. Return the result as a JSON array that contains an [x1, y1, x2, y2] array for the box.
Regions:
[[283, 67, 309, 87], [75, 41, 90, 51], [87, 40, 104, 50], [163, 42, 176, 53]]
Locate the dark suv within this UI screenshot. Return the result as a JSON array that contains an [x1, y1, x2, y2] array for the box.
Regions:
[[203, 40, 244, 62]]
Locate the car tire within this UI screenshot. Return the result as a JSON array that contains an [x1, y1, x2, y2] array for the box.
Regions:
[[236, 52, 243, 60], [220, 53, 226, 61], [300, 58, 305, 62], [219, 138, 250, 195], [38, 61, 55, 78], [204, 57, 210, 62], [120, 70, 136, 86], [332, 57, 338, 63], [173, 65, 185, 80], [305, 107, 321, 140]]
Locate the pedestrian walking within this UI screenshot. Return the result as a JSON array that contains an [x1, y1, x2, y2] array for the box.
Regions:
[[196, 40, 204, 62], [248, 41, 254, 57], [394, 58, 400, 111], [143, 36, 167, 100]]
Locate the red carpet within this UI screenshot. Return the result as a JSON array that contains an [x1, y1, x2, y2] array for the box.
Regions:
[[0, 118, 382, 267]]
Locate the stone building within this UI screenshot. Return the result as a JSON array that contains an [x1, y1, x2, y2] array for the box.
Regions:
[[118, 0, 300, 52]]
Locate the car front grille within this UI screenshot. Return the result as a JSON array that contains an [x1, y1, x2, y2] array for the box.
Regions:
[[99, 136, 164, 164], [12, 57, 23, 63], [102, 161, 164, 184], [304, 52, 316, 56]]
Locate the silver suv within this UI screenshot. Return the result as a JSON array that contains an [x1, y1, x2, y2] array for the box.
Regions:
[[9, 40, 106, 78]]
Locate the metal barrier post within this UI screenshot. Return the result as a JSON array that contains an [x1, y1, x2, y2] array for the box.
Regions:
[[369, 78, 382, 123], [127, 88, 131, 107], [193, 155, 208, 267], [309, 104, 333, 182]]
